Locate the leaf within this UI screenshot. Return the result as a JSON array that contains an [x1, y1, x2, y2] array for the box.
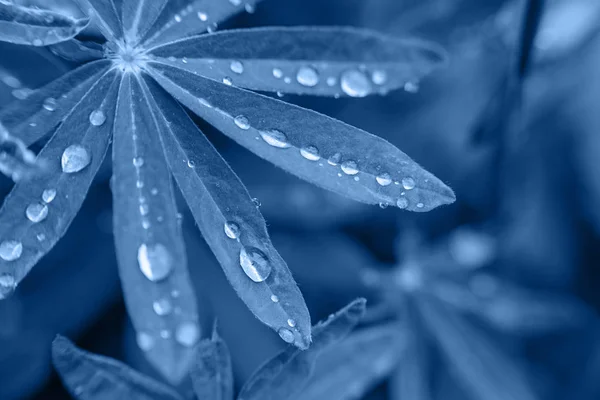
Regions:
[[0, 2, 89, 46], [112, 73, 199, 383], [292, 324, 405, 400], [72, 0, 122, 42], [146, 63, 455, 212], [149, 26, 447, 97], [417, 296, 537, 400], [389, 332, 432, 400], [0, 120, 40, 182], [142, 0, 264, 48], [139, 75, 311, 349], [49, 39, 104, 63], [0, 68, 118, 290], [237, 299, 366, 400], [120, 0, 169, 45], [0, 60, 111, 147], [52, 336, 184, 400], [190, 329, 234, 400]]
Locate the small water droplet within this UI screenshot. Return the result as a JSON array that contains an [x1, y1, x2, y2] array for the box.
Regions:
[[245, 3, 255, 13], [234, 115, 250, 130], [137, 243, 173, 282], [133, 157, 144, 167], [153, 298, 173, 316], [89, 110, 106, 126], [175, 322, 200, 347], [272, 68, 283, 79], [287, 318, 296, 327], [26, 203, 48, 223], [198, 11, 208, 21], [341, 160, 359, 175], [223, 76, 233, 86], [379, 202, 389, 209], [296, 66, 319, 87], [43, 98, 57, 111], [271, 294, 279, 303], [402, 177, 416, 190], [278, 328, 295, 343], [416, 202, 424, 208], [0, 240, 22, 261], [37, 233, 46, 241], [174, 14, 182, 22], [396, 197, 409, 209], [139, 204, 149, 216], [326, 76, 337, 86], [341, 70, 372, 97], [136, 181, 144, 189], [259, 129, 290, 149], [32, 39, 43, 47], [372, 70, 388, 85], [328, 153, 341, 166], [376, 172, 392, 186], [224, 221, 240, 239], [42, 189, 56, 203], [404, 81, 420, 93], [61, 145, 91, 173], [187, 160, 195, 168], [230, 60, 244, 74], [239, 247, 271, 282], [229, 0, 242, 5], [300, 146, 321, 161], [136, 332, 155, 351], [142, 219, 151, 229], [0, 273, 16, 299]]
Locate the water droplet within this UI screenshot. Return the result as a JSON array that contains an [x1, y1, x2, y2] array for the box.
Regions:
[[239, 247, 271, 282], [245, 3, 255, 13], [42, 189, 56, 203], [341, 160, 359, 175], [223, 77, 233, 86], [43, 98, 57, 111], [224, 222, 240, 239], [271, 294, 279, 303], [278, 328, 295, 343], [287, 318, 296, 327], [326, 77, 337, 86], [328, 153, 341, 166], [396, 197, 409, 209], [372, 70, 388, 85], [0, 240, 22, 261], [198, 11, 208, 21], [174, 14, 182, 22], [133, 157, 144, 167], [416, 202, 424, 209], [136, 332, 155, 351], [229, 0, 242, 5], [89, 110, 106, 126], [187, 160, 195, 168], [32, 39, 43, 47], [234, 115, 250, 130], [230, 60, 244, 74], [404, 81, 420, 93], [402, 177, 415, 190], [37, 233, 46, 241], [207, 23, 218, 33], [175, 322, 200, 347], [153, 298, 173, 316], [0, 273, 16, 299], [61, 145, 91, 173], [376, 172, 392, 186], [26, 203, 48, 223], [137, 243, 173, 282], [142, 219, 151, 229], [259, 129, 290, 149], [296, 66, 319, 87], [341, 70, 372, 97], [300, 146, 321, 161], [12, 88, 32, 100], [379, 202, 389, 209], [272, 68, 283, 79], [160, 330, 171, 339], [139, 204, 149, 216]]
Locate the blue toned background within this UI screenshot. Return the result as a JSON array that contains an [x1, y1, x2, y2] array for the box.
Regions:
[[1, 0, 600, 399]]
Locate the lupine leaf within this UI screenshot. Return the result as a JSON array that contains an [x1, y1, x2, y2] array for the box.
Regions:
[[190, 329, 234, 400], [0, 120, 40, 182], [142, 0, 264, 48], [52, 336, 184, 400], [292, 324, 405, 400], [389, 332, 432, 400], [0, 1, 89, 46], [0, 68, 118, 289], [120, 0, 169, 45], [0, 60, 111, 147], [417, 296, 537, 400], [146, 64, 455, 212], [140, 76, 311, 349], [149, 27, 447, 97], [238, 299, 366, 400], [72, 0, 122, 42], [49, 39, 104, 63], [112, 73, 199, 383]]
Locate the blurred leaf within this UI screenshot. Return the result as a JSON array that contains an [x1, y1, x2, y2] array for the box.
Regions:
[[146, 63, 455, 212], [49, 39, 104, 63], [190, 329, 234, 400], [390, 331, 432, 400], [52, 336, 184, 400], [0, 2, 89, 46], [0, 120, 40, 182], [72, 0, 122, 42], [112, 73, 199, 383]]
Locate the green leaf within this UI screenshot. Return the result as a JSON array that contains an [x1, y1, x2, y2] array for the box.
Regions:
[[72, 0, 123, 42]]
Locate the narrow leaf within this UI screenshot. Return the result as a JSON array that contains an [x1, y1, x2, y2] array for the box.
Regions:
[[72, 0, 122, 42], [149, 27, 447, 97], [418, 296, 537, 400], [142, 0, 264, 48], [0, 120, 41, 182], [0, 68, 118, 290], [293, 324, 405, 400], [147, 64, 455, 212], [49, 39, 104, 63], [238, 299, 366, 400], [390, 332, 432, 400], [190, 329, 234, 400], [52, 336, 184, 400], [0, 2, 89, 46], [112, 73, 200, 384], [140, 76, 311, 349], [0, 60, 111, 147], [121, 0, 169, 45]]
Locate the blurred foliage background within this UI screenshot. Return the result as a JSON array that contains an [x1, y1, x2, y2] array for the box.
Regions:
[[1, 0, 600, 399]]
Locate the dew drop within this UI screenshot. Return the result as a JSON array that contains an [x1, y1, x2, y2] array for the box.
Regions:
[[133, 157, 144, 167], [153, 298, 173, 316], [26, 203, 48, 223], [0, 273, 16, 300], [224, 221, 240, 239], [296, 66, 319, 87], [272, 68, 283, 79], [89, 110, 106, 126], [0, 240, 22, 261], [341, 70, 372, 97], [341, 160, 359, 175], [229, 0, 242, 5], [234, 115, 250, 130], [372, 70, 388, 85], [416, 202, 424, 209], [198, 11, 208, 21], [137, 243, 173, 282], [259, 129, 290, 149], [42, 188, 57, 203], [32, 39, 43, 47], [43, 97, 57, 111], [175, 322, 200, 347], [174, 14, 182, 22], [187, 160, 195, 168], [37, 233, 46, 241], [207, 22, 218, 33], [223, 76, 233, 86], [239, 247, 271, 282], [136, 332, 155, 351], [300, 146, 321, 161], [139, 204, 149, 216], [404, 81, 420, 93], [61, 145, 91, 173], [402, 177, 416, 190], [271, 294, 279, 303], [278, 328, 295, 343], [230, 60, 244, 74], [245, 3, 255, 13], [328, 153, 341, 166], [376, 172, 392, 186], [396, 197, 409, 209], [326, 77, 337, 87], [287, 318, 296, 328]]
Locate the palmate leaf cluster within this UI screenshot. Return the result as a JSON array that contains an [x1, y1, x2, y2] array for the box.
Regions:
[[0, 0, 454, 386]]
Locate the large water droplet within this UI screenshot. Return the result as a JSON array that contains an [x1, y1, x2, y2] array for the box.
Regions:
[[43, 97, 57, 111], [278, 327, 295, 343], [376, 173, 392, 186], [0, 273, 16, 299], [26, 203, 48, 223], [0, 240, 22, 261], [296, 66, 319, 87], [136, 332, 155, 351], [259, 129, 290, 149], [137, 243, 173, 282], [341, 160, 359, 175], [61, 145, 91, 173], [230, 60, 244, 74], [153, 298, 173, 316], [42, 188, 56, 203], [224, 222, 240, 239], [239, 247, 271, 282], [234, 115, 250, 130], [300, 146, 321, 161], [341, 70, 372, 97], [175, 322, 200, 347], [89, 110, 106, 126], [402, 177, 416, 190]]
